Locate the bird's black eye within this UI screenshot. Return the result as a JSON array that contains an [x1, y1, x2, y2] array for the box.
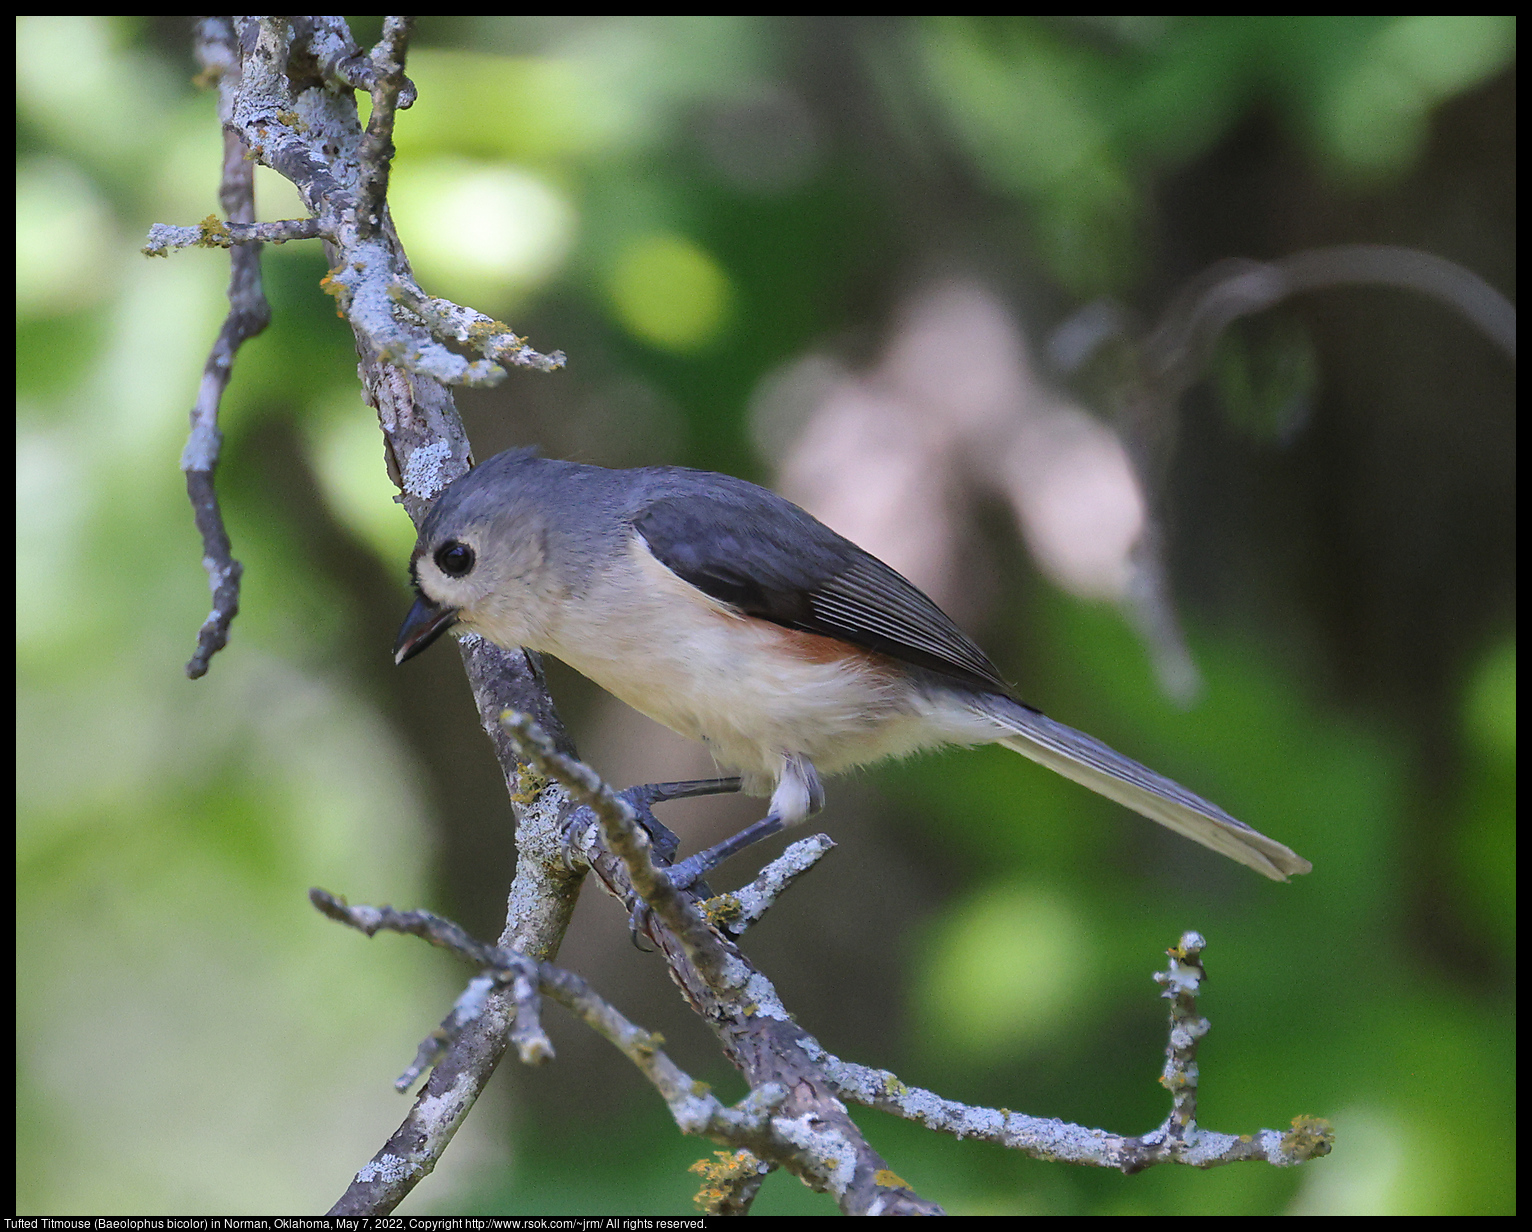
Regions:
[[434, 540, 475, 577]]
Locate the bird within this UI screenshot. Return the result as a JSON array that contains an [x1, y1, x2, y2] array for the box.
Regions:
[[394, 447, 1310, 889]]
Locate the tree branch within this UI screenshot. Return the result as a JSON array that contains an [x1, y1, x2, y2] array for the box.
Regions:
[[316, 828, 1330, 1216], [155, 16, 1333, 1216], [179, 19, 270, 679], [150, 18, 581, 1212], [497, 713, 946, 1214], [816, 932, 1332, 1172], [154, 16, 563, 671]]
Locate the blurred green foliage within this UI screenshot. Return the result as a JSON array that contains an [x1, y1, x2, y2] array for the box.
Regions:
[[16, 15, 1513, 1216]]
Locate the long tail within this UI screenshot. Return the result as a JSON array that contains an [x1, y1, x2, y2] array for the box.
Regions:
[[975, 695, 1311, 881]]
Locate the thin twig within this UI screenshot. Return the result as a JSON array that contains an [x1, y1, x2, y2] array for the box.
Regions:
[[391, 277, 567, 373], [143, 216, 323, 255], [498, 710, 739, 984], [181, 19, 270, 678], [492, 712, 946, 1214], [1048, 243, 1516, 705], [708, 835, 837, 937], [310, 890, 554, 1078], [812, 931, 1333, 1172], [355, 15, 414, 239], [318, 871, 1331, 1212], [312, 885, 904, 1216]]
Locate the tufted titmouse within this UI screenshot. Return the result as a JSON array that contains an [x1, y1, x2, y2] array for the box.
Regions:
[[395, 448, 1310, 887]]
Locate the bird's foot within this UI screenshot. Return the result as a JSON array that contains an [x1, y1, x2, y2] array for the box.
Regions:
[[561, 776, 742, 872], [557, 777, 743, 948]]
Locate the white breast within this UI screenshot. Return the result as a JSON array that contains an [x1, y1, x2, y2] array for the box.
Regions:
[[541, 536, 1003, 792]]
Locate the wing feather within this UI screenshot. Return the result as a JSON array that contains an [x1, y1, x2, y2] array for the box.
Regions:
[[632, 493, 1010, 693]]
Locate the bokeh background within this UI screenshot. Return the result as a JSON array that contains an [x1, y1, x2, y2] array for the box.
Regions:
[[16, 15, 1514, 1216]]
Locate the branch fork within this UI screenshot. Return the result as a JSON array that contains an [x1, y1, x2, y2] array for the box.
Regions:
[[319, 714, 1332, 1213], [150, 16, 561, 677], [156, 16, 1334, 1216]]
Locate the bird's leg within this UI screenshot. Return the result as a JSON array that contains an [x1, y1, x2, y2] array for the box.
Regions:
[[605, 778, 743, 949], [621, 777, 743, 864], [663, 755, 824, 891], [662, 812, 788, 891], [563, 777, 743, 873]]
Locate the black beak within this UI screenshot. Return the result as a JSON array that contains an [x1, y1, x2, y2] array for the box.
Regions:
[[394, 593, 460, 665]]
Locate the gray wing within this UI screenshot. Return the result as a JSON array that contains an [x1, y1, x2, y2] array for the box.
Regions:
[[632, 489, 1012, 694]]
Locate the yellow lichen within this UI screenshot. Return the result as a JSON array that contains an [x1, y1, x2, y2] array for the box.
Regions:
[[690, 1150, 761, 1213], [1282, 1115, 1335, 1160], [702, 894, 743, 926], [510, 765, 548, 805]]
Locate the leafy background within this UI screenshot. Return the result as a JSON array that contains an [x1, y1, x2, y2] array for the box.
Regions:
[[16, 15, 1514, 1215]]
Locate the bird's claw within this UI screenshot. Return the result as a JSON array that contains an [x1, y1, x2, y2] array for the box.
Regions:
[[559, 778, 741, 947], [561, 778, 741, 869]]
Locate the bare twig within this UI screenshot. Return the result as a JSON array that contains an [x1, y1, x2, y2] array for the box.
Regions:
[[181, 19, 270, 679], [390, 277, 568, 374], [708, 835, 837, 937], [318, 862, 1329, 1215], [311, 890, 553, 1078], [305, 14, 419, 108], [495, 713, 947, 1215], [809, 931, 1333, 1172], [499, 711, 736, 984], [155, 15, 562, 676], [1153, 246, 1515, 383], [159, 16, 1334, 1216], [1054, 244, 1516, 399], [354, 15, 415, 239], [151, 18, 582, 1212], [313, 884, 923, 1215], [143, 216, 323, 255]]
